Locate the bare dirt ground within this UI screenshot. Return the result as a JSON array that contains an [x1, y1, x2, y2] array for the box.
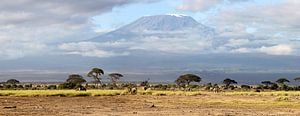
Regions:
[[0, 94, 300, 116]]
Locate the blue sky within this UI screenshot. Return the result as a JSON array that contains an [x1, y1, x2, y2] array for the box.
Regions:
[[92, 0, 183, 32], [91, 0, 285, 33]]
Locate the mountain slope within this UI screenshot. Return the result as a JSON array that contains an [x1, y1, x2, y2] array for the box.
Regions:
[[90, 14, 215, 42], [118, 14, 199, 32]]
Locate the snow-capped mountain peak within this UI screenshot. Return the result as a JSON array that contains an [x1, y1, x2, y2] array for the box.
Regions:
[[165, 13, 188, 17], [117, 14, 200, 32]]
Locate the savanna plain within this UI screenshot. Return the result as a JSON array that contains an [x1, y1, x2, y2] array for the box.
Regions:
[[1, 90, 300, 116]]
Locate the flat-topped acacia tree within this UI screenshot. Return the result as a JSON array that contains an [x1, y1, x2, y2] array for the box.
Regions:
[[108, 73, 123, 85], [87, 68, 104, 86], [66, 74, 86, 85], [223, 78, 237, 87], [276, 78, 290, 85], [6, 79, 20, 85], [294, 77, 300, 82], [175, 74, 201, 86]]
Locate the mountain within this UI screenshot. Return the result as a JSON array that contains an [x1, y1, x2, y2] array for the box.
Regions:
[[117, 14, 199, 32], [90, 14, 215, 42], [0, 14, 299, 82]]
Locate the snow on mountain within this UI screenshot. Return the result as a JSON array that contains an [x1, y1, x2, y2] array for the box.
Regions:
[[90, 14, 215, 42]]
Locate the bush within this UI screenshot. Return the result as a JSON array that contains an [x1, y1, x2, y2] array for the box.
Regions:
[[241, 85, 251, 90], [226, 85, 235, 90], [58, 82, 76, 89], [47, 85, 57, 90], [24, 84, 32, 88], [17, 85, 24, 89], [280, 84, 289, 91], [187, 85, 199, 89], [204, 83, 212, 90]]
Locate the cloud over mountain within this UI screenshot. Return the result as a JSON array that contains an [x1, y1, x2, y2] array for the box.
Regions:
[[0, 0, 156, 59], [59, 14, 299, 58]]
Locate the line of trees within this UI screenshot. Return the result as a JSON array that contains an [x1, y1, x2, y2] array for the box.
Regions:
[[0, 68, 300, 91], [59, 68, 124, 89]]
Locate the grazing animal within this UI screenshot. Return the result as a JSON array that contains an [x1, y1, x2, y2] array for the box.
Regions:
[[77, 86, 86, 91], [212, 87, 220, 93], [127, 87, 137, 95], [131, 87, 137, 94], [143, 86, 148, 91]]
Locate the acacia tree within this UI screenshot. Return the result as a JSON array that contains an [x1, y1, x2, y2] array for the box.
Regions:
[[294, 77, 300, 82], [87, 68, 104, 86], [66, 74, 86, 85], [108, 73, 123, 85], [6, 79, 20, 85], [276, 78, 290, 90], [276, 78, 290, 85], [175, 74, 201, 86], [223, 78, 237, 87], [59, 74, 87, 89], [261, 80, 278, 90]]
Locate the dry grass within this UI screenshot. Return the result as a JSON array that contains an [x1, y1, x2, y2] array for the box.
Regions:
[[1, 90, 300, 115], [1, 89, 300, 97]]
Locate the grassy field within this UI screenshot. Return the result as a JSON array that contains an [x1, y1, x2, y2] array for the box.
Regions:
[[1, 89, 300, 98], [1, 89, 300, 115]]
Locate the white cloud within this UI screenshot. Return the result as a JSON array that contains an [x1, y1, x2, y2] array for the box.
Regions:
[[0, 42, 47, 60], [59, 33, 214, 57], [127, 33, 213, 54], [225, 38, 250, 47], [258, 44, 293, 55], [177, 0, 222, 12], [231, 47, 251, 53], [177, 0, 250, 11], [213, 0, 300, 39], [58, 42, 129, 58], [0, 0, 156, 59], [229, 44, 295, 56]]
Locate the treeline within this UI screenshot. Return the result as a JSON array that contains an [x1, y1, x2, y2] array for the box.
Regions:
[[0, 67, 300, 92]]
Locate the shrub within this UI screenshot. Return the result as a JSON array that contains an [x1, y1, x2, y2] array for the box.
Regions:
[[204, 83, 212, 90], [6, 79, 20, 85], [58, 82, 76, 89], [47, 85, 57, 90], [24, 84, 32, 89], [241, 85, 251, 90], [17, 85, 24, 89], [227, 85, 235, 90], [187, 85, 199, 89]]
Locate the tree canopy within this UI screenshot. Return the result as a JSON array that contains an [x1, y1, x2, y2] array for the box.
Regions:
[[108, 73, 123, 84], [276, 78, 290, 85], [66, 74, 86, 85], [223, 78, 237, 86], [175, 74, 201, 86], [294, 77, 300, 81], [6, 79, 20, 85], [87, 68, 104, 85]]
